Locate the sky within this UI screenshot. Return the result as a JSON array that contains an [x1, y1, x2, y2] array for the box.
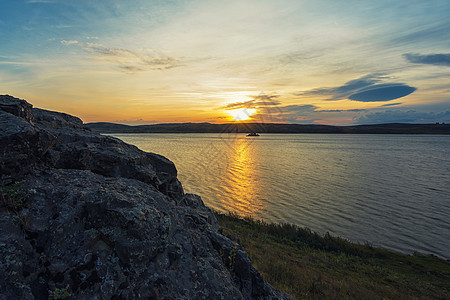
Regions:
[[1, 0, 449, 125]]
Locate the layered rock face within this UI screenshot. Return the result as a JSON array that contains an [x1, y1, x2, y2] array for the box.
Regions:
[[0, 95, 289, 299]]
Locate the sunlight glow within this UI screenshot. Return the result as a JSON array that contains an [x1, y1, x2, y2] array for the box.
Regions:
[[226, 108, 257, 121], [219, 136, 264, 217]]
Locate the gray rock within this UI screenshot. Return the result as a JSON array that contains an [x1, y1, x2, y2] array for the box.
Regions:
[[33, 108, 83, 130], [0, 95, 291, 299], [0, 110, 56, 185], [0, 95, 34, 123]]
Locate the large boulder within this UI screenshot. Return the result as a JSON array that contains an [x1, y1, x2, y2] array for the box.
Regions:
[[0, 95, 290, 299], [0, 95, 34, 123], [0, 96, 56, 185], [32, 107, 183, 200]]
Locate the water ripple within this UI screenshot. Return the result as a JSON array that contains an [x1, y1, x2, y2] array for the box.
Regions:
[[112, 133, 450, 259]]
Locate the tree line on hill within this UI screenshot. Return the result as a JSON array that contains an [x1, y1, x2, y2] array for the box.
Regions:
[[84, 122, 450, 134]]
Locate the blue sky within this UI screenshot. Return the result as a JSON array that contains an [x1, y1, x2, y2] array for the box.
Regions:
[[1, 0, 449, 124]]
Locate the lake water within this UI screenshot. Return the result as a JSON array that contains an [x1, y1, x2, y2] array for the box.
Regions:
[[110, 133, 450, 259]]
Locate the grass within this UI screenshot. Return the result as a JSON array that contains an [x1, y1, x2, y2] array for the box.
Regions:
[[1, 181, 29, 228], [1, 181, 24, 212], [215, 212, 450, 300]]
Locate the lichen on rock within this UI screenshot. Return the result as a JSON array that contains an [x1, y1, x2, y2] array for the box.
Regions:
[[0, 95, 290, 299]]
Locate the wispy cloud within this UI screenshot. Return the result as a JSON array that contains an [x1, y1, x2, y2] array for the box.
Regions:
[[403, 53, 450, 67], [27, 0, 56, 3], [243, 100, 370, 124], [382, 103, 402, 107], [0, 55, 44, 66], [259, 105, 450, 125], [0, 61, 36, 65], [391, 22, 450, 47], [281, 105, 318, 116], [318, 109, 366, 113], [224, 94, 281, 110], [225, 100, 256, 109], [119, 66, 145, 73], [357, 110, 450, 124], [51, 25, 78, 29], [252, 94, 282, 106], [61, 40, 79, 46], [256, 104, 366, 124], [298, 74, 416, 102], [254, 104, 319, 123], [61, 40, 180, 72]]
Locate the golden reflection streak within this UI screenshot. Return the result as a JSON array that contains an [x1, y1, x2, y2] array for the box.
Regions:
[[220, 136, 264, 217]]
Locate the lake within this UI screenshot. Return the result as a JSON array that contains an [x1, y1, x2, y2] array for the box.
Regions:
[[110, 133, 450, 259]]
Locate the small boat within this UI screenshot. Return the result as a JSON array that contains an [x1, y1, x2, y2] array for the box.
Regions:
[[246, 132, 260, 136]]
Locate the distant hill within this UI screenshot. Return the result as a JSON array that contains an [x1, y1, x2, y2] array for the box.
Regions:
[[84, 122, 450, 134]]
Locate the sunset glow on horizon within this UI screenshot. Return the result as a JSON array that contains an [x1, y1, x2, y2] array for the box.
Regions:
[[1, 0, 449, 125], [226, 108, 258, 121]]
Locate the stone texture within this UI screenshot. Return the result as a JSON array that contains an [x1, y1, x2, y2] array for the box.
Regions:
[[0, 98, 56, 185], [0, 95, 290, 299], [0, 95, 34, 123]]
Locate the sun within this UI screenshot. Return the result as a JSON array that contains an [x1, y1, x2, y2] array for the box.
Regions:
[[226, 108, 257, 121]]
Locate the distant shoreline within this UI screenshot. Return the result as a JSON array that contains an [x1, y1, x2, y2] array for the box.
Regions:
[[85, 122, 450, 134]]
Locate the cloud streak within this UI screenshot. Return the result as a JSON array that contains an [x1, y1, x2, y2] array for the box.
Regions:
[[224, 94, 281, 110], [382, 103, 402, 107], [298, 74, 416, 102], [391, 22, 450, 48], [61, 40, 180, 72], [247, 99, 369, 124], [403, 53, 450, 67], [253, 104, 319, 123], [357, 110, 450, 124], [61, 40, 79, 46], [27, 0, 56, 3]]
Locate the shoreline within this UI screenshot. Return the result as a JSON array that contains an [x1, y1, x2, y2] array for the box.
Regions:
[[85, 122, 450, 135], [215, 212, 450, 299], [213, 211, 450, 261]]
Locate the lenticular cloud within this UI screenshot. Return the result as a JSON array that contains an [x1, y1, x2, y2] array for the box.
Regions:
[[348, 84, 416, 102]]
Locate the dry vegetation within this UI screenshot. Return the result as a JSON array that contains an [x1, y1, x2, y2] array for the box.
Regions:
[[215, 212, 450, 300]]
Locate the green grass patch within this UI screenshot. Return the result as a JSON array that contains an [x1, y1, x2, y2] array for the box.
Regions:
[[215, 212, 450, 300], [1, 181, 24, 212], [1, 181, 29, 227]]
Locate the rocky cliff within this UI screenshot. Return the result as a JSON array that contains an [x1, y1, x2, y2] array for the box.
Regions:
[[0, 95, 290, 299]]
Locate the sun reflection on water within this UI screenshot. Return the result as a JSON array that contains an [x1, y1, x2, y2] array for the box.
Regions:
[[110, 133, 450, 259], [219, 136, 264, 217]]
